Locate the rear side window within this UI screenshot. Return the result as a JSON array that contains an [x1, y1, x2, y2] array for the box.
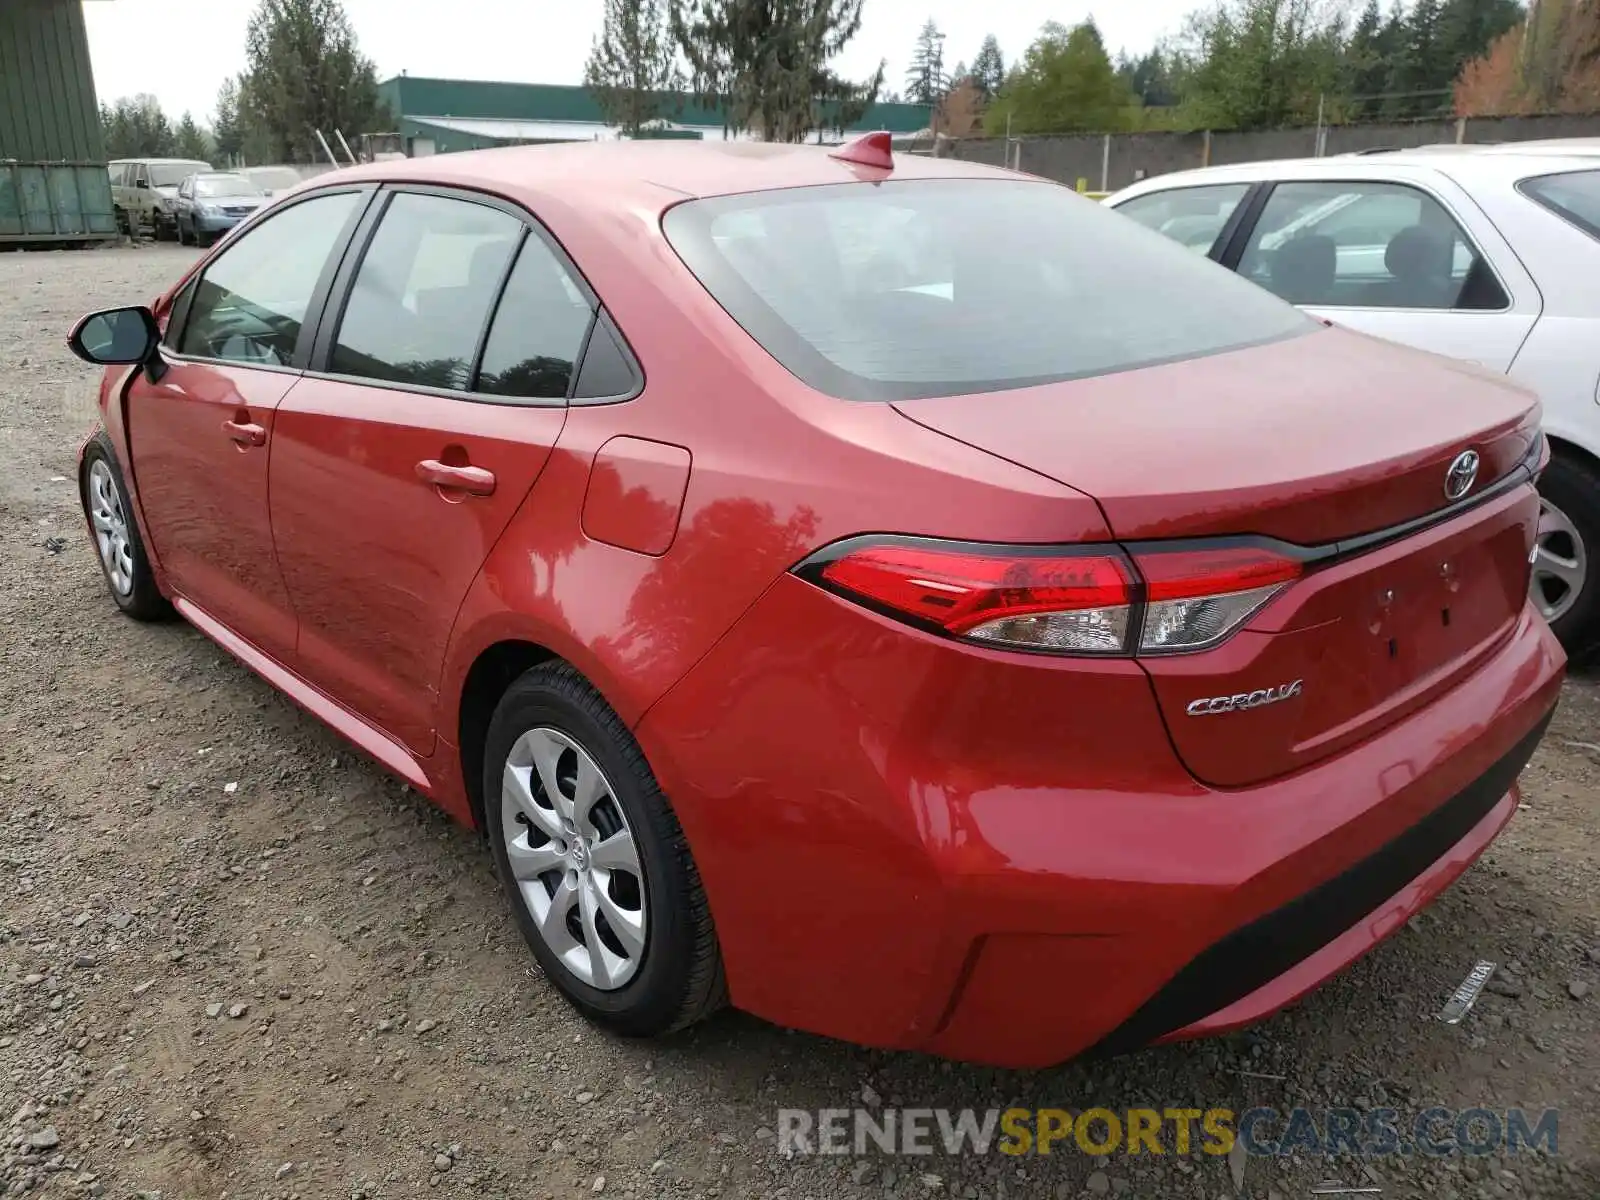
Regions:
[[330, 192, 522, 391], [662, 179, 1313, 402], [1113, 183, 1251, 255], [1520, 170, 1600, 242], [476, 235, 595, 399], [1236, 181, 1508, 311]]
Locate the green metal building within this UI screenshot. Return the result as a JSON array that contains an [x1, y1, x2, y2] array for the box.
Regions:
[[0, 0, 116, 244], [377, 75, 934, 157]]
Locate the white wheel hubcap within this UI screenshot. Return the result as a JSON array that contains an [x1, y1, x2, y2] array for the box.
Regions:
[[87, 459, 135, 597], [500, 727, 647, 990]]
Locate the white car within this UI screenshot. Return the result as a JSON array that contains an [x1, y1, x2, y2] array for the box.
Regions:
[[1107, 148, 1600, 659]]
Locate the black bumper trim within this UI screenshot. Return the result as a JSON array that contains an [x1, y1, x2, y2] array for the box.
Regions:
[[1087, 708, 1555, 1058]]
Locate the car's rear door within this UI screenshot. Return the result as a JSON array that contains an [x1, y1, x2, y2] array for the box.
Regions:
[[131, 186, 371, 662], [268, 185, 595, 756], [1220, 170, 1540, 372]]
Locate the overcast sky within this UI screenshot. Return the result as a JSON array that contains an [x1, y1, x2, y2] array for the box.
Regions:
[[84, 0, 1198, 124]]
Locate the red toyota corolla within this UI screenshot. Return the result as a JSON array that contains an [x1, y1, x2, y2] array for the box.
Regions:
[[68, 136, 1564, 1067]]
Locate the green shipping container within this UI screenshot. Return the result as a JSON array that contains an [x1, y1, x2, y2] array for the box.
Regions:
[[0, 161, 116, 240]]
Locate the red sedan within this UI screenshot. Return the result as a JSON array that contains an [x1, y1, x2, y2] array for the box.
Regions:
[[67, 135, 1564, 1067]]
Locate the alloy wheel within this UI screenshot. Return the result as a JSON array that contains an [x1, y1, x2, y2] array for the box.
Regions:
[[500, 727, 647, 990], [88, 459, 135, 597], [1533, 497, 1587, 624]]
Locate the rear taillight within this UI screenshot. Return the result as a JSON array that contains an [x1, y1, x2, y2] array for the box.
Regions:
[[799, 537, 1301, 657]]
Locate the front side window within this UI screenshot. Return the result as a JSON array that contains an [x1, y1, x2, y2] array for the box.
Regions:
[[476, 234, 594, 399], [1113, 184, 1251, 255], [1520, 169, 1600, 242], [1237, 180, 1507, 310], [663, 179, 1314, 402], [330, 191, 523, 391], [179, 190, 362, 366]]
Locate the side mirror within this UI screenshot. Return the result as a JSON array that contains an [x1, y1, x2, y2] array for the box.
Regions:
[[68, 306, 161, 368]]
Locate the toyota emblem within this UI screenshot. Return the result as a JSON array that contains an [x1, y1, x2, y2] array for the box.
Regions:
[[1445, 450, 1480, 501]]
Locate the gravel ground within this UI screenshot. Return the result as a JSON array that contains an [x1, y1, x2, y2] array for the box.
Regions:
[[1, 244, 1597, 1200]]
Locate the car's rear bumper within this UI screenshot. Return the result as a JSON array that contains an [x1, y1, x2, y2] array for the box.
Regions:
[[638, 573, 1564, 1068]]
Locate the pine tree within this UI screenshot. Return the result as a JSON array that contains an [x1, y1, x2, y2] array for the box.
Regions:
[[174, 112, 212, 161], [239, 0, 388, 163], [669, 0, 885, 142], [100, 95, 177, 158], [972, 34, 1005, 99], [213, 78, 244, 163], [1344, 0, 1390, 117], [906, 19, 948, 105], [585, 0, 683, 135], [985, 20, 1134, 135]]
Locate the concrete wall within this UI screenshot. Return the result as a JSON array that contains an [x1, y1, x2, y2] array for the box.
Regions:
[[949, 112, 1600, 191]]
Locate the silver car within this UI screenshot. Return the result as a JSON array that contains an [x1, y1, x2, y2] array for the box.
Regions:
[[174, 172, 269, 247]]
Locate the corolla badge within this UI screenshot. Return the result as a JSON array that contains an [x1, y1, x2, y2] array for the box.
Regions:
[[1445, 450, 1480, 501], [1186, 680, 1304, 717]]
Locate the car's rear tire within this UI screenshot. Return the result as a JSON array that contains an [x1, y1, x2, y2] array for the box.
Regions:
[[81, 432, 171, 622], [483, 662, 725, 1037], [1534, 450, 1600, 665]]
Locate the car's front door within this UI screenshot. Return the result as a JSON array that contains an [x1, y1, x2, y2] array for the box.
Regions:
[[1225, 175, 1540, 372], [268, 187, 593, 755], [131, 187, 369, 662]]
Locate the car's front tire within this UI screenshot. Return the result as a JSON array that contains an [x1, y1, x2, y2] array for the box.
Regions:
[[483, 662, 725, 1037], [81, 432, 171, 621], [1534, 450, 1600, 664]]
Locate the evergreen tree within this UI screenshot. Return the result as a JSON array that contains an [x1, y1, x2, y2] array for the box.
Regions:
[[1178, 0, 1347, 130], [669, 0, 885, 141], [173, 112, 213, 161], [1119, 49, 1181, 107], [584, 0, 683, 135], [905, 19, 948, 104], [212, 78, 245, 162], [100, 95, 177, 158], [985, 20, 1134, 135], [972, 34, 1005, 99], [239, 0, 388, 163]]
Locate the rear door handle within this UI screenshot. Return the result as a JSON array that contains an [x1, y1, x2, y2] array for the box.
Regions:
[[223, 419, 267, 447], [417, 459, 496, 496]]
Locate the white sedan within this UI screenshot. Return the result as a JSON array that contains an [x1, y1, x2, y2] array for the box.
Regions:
[[1107, 147, 1600, 659]]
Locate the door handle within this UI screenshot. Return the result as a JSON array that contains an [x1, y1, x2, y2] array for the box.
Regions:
[[223, 419, 267, 447], [417, 459, 496, 496]]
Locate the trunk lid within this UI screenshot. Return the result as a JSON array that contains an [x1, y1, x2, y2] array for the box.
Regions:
[[891, 326, 1539, 545], [893, 326, 1544, 787]]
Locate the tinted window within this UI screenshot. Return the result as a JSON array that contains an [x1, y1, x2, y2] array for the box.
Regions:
[[330, 192, 522, 391], [1238, 181, 1507, 310], [476, 235, 594, 398], [180, 191, 361, 365], [1520, 169, 1600, 242], [1114, 184, 1251, 254], [663, 179, 1313, 402]]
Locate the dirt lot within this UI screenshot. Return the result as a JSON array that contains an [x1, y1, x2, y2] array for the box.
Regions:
[[1, 244, 1597, 1200]]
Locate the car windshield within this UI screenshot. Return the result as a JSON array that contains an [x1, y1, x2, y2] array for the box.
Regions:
[[150, 162, 209, 188], [195, 176, 262, 198], [663, 179, 1315, 402], [1520, 169, 1600, 242]]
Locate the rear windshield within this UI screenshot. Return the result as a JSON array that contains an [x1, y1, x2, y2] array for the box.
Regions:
[[1520, 169, 1600, 242], [196, 175, 260, 198], [662, 179, 1315, 402]]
